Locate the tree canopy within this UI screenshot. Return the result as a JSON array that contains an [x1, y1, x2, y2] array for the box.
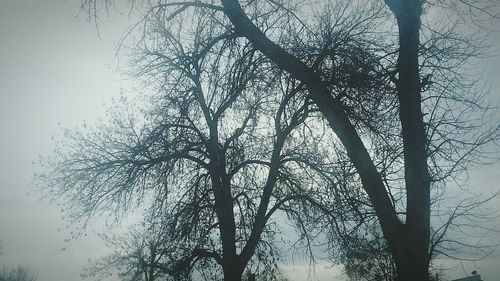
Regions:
[[38, 0, 499, 280]]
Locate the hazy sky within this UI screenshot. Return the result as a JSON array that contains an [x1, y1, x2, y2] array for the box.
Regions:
[[0, 0, 126, 280], [0, 1, 499, 281]]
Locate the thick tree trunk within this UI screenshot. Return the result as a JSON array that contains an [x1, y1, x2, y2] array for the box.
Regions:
[[207, 134, 243, 280], [391, 227, 430, 281], [385, 1, 431, 280], [222, 257, 244, 281], [213, 175, 244, 281]]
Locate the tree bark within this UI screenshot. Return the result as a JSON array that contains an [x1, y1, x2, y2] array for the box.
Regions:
[[205, 116, 242, 280], [385, 1, 431, 280], [222, 257, 244, 281], [211, 162, 243, 281]]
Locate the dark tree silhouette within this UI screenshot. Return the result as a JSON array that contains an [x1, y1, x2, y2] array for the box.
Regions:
[[0, 266, 37, 281], [41, 41, 303, 279], [219, 2, 499, 280], [42, 0, 500, 280], [40, 13, 381, 278], [82, 219, 196, 281]]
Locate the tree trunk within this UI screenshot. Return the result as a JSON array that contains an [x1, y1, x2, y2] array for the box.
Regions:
[[214, 181, 244, 281], [385, 1, 431, 280], [222, 256, 244, 281], [392, 228, 430, 281]]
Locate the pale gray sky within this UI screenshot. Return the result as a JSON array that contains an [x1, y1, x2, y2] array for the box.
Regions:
[[0, 1, 498, 281], [0, 0, 125, 280]]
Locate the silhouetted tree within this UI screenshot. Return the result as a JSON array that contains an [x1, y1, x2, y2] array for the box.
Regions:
[[0, 266, 37, 281], [49, 0, 500, 280], [218, 1, 499, 280], [40, 14, 369, 278], [82, 219, 189, 281]]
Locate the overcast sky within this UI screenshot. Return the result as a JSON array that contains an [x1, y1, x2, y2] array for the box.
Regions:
[[0, 1, 499, 281]]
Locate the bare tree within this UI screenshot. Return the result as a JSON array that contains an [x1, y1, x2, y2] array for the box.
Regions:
[[0, 266, 38, 281], [39, 13, 355, 279], [206, 1, 500, 280], [47, 0, 500, 280], [82, 218, 191, 281]]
